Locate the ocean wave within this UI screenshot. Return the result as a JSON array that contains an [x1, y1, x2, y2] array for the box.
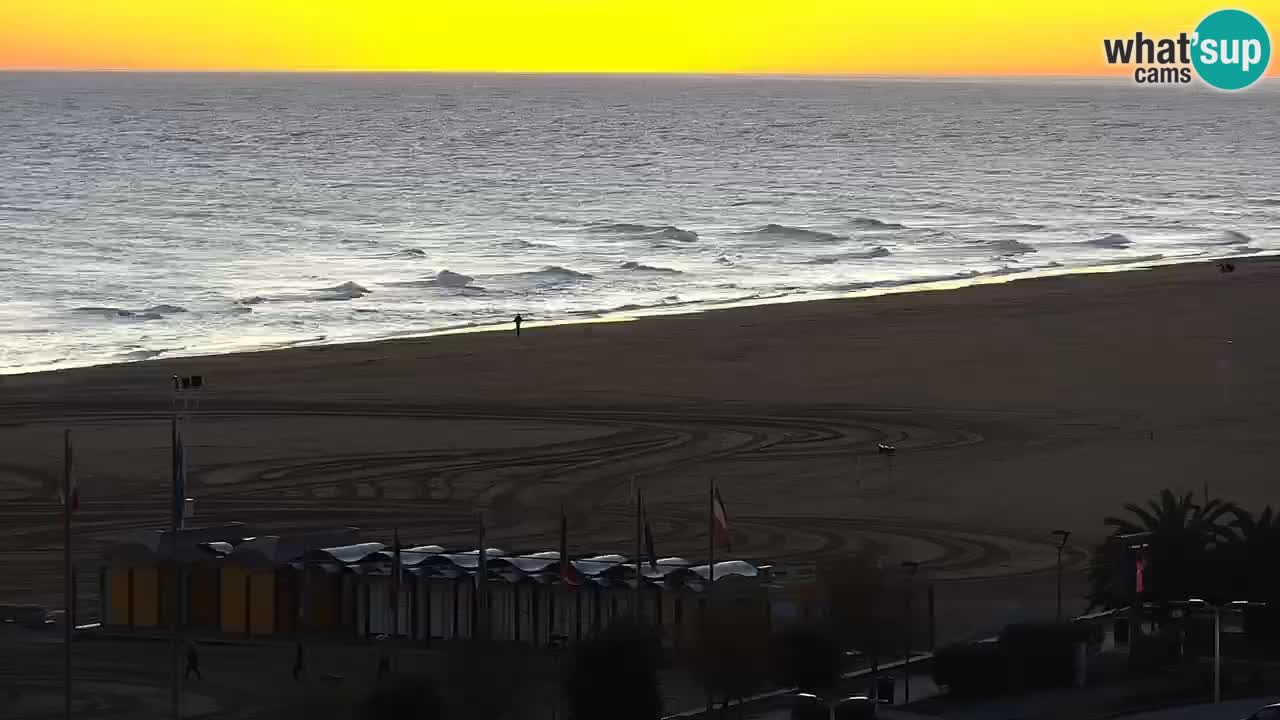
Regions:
[[805, 247, 892, 264], [987, 238, 1036, 255], [409, 270, 475, 288], [314, 281, 372, 300], [849, 217, 907, 231], [504, 266, 595, 284], [824, 270, 983, 292], [236, 281, 371, 305], [1219, 230, 1252, 245], [1085, 233, 1133, 249], [620, 261, 683, 274], [534, 215, 582, 226], [589, 223, 698, 243], [1091, 254, 1166, 267], [389, 248, 427, 259], [72, 304, 187, 320], [746, 224, 848, 242], [992, 223, 1046, 232]]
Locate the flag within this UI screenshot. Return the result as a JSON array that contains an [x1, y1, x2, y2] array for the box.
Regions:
[[712, 485, 731, 552], [59, 430, 78, 512], [642, 496, 658, 571], [559, 504, 578, 585], [1134, 545, 1148, 595]]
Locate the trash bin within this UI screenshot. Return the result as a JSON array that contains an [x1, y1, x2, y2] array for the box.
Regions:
[[874, 676, 895, 704], [789, 692, 829, 720], [833, 695, 876, 719]]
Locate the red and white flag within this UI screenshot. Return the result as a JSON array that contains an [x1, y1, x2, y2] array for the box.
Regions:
[[712, 486, 730, 551], [1134, 545, 1148, 594]]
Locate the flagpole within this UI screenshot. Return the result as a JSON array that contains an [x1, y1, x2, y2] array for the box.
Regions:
[[392, 529, 401, 638], [63, 429, 72, 720], [634, 482, 642, 621], [171, 414, 182, 720], [707, 478, 715, 585], [705, 477, 715, 716], [476, 513, 487, 640]]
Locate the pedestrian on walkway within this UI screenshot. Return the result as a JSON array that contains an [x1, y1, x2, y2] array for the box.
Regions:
[[185, 642, 203, 681], [293, 640, 305, 681]]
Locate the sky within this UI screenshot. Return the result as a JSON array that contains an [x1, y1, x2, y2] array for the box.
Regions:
[[1, 0, 1276, 76]]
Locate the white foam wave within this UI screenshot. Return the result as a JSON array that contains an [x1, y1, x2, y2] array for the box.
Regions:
[[1086, 233, 1133, 249], [849, 217, 907, 231]]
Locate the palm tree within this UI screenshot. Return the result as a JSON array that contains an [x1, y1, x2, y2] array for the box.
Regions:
[[1224, 506, 1280, 598], [1088, 489, 1237, 609], [1223, 506, 1280, 659]]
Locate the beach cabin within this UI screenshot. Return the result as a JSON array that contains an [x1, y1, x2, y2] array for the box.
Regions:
[[98, 525, 779, 654]]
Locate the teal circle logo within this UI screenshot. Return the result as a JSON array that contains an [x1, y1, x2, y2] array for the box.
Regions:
[[1192, 9, 1271, 90]]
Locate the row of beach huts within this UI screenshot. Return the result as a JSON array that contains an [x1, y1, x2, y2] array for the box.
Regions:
[[96, 523, 779, 651]]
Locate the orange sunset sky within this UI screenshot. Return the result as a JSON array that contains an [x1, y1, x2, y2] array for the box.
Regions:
[[1, 1, 1276, 76]]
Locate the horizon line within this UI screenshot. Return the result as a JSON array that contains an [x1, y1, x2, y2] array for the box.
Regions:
[[0, 68, 1145, 80]]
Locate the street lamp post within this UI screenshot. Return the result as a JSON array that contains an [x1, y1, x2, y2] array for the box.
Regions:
[[1052, 530, 1071, 622], [1180, 598, 1265, 704], [900, 560, 920, 705]]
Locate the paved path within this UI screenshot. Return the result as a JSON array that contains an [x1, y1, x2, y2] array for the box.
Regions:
[[1117, 697, 1279, 720]]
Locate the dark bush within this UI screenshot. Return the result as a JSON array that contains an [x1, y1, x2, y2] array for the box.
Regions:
[[998, 622, 1085, 690], [360, 678, 442, 720], [566, 620, 662, 720], [775, 623, 843, 694], [931, 641, 1006, 698]]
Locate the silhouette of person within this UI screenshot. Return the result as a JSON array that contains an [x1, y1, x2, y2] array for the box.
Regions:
[[293, 640, 305, 681], [377, 654, 391, 680], [514, 314, 523, 337], [185, 642, 203, 680]]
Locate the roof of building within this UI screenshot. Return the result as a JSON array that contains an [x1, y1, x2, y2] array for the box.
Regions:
[[102, 526, 774, 589]]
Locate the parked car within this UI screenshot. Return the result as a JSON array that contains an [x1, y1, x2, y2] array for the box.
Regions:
[[1244, 703, 1280, 720]]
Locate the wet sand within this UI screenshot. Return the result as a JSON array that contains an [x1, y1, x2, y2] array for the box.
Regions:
[[2, 256, 1278, 640]]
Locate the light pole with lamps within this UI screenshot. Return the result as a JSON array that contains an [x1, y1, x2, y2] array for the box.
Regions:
[[1179, 598, 1266, 703], [1052, 530, 1071, 622], [900, 560, 920, 705]]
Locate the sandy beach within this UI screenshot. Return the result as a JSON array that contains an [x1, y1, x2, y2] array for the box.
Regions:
[[2, 257, 1278, 641]]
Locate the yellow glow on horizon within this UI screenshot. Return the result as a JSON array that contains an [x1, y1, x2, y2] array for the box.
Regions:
[[1, 1, 1276, 77]]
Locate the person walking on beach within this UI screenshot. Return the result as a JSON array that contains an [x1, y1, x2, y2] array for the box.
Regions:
[[514, 313, 523, 337], [185, 642, 203, 681], [293, 640, 305, 681]]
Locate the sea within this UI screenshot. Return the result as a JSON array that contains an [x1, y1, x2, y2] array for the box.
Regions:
[[1, 73, 1276, 375]]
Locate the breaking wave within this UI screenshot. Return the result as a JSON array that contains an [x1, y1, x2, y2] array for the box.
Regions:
[[1086, 233, 1133, 249], [72, 304, 187, 320], [805, 247, 892, 264], [1219, 230, 1252, 245], [746, 224, 848, 243], [620, 261, 683, 274], [589, 223, 698, 243], [236, 281, 371, 305], [389, 248, 427, 259], [314, 282, 372, 300], [501, 266, 596, 284], [987, 238, 1036, 255], [850, 217, 907, 231]]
